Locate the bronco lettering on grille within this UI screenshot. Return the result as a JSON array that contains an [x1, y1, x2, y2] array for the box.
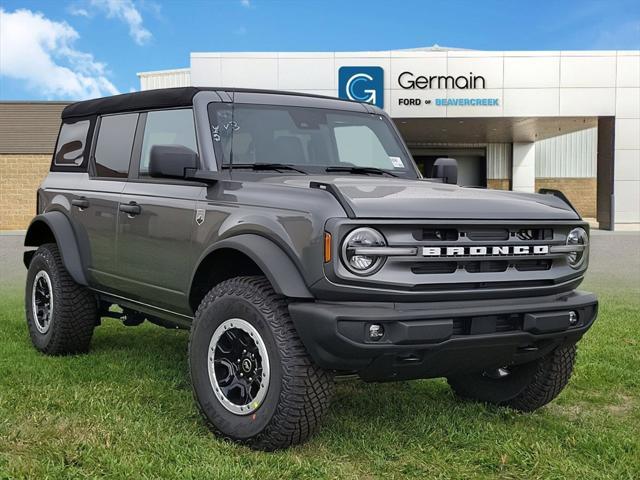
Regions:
[[422, 245, 550, 257]]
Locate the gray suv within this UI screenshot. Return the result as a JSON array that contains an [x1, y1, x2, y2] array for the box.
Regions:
[[24, 87, 598, 450]]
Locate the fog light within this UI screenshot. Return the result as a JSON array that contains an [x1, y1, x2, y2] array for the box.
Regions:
[[569, 311, 578, 326], [368, 324, 384, 341]]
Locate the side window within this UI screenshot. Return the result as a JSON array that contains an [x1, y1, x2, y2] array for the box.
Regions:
[[54, 120, 90, 167], [139, 109, 198, 175], [93, 113, 138, 178]]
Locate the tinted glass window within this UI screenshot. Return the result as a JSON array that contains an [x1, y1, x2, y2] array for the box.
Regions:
[[139, 109, 197, 175], [93, 113, 138, 178], [54, 120, 90, 166]]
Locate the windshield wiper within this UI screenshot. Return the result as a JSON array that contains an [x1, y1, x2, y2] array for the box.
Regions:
[[223, 163, 308, 174], [325, 166, 398, 177]]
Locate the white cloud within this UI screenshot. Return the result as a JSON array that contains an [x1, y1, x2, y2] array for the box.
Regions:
[[69, 6, 90, 17], [90, 0, 151, 45], [240, 0, 251, 8], [0, 8, 120, 100]]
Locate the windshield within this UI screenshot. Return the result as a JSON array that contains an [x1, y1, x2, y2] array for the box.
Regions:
[[208, 103, 419, 178]]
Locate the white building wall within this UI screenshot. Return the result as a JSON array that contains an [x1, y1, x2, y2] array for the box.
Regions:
[[614, 52, 640, 227], [512, 142, 536, 193]]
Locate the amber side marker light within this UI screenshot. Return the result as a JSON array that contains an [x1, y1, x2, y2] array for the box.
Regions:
[[324, 232, 332, 263]]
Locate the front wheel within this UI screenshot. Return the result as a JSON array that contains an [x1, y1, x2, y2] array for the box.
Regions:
[[189, 276, 334, 451], [447, 344, 577, 412]]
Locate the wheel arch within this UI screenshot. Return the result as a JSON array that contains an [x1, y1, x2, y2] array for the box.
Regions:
[[23, 212, 89, 286], [188, 234, 313, 311]]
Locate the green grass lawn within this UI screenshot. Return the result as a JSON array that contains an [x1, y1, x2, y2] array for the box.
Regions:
[[1, 284, 638, 479]]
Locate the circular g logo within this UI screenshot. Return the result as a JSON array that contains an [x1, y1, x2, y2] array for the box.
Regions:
[[346, 73, 377, 105]]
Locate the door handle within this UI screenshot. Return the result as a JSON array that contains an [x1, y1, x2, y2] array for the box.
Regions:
[[119, 202, 142, 216], [71, 198, 89, 209]]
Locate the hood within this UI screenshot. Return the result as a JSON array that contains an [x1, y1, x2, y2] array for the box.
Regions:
[[258, 175, 579, 220]]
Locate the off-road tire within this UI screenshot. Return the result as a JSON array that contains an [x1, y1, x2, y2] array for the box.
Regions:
[[189, 275, 334, 451], [25, 243, 97, 355], [447, 344, 577, 412]]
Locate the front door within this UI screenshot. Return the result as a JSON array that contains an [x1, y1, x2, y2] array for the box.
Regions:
[[116, 109, 204, 315]]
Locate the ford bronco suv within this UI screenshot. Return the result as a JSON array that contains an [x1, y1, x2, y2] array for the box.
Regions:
[[24, 87, 597, 450]]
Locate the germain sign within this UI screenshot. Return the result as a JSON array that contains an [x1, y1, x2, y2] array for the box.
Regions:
[[396, 70, 499, 108], [338, 66, 384, 108], [398, 71, 486, 90]]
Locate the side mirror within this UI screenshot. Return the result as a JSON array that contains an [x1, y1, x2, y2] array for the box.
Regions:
[[148, 145, 198, 179], [431, 157, 458, 185]]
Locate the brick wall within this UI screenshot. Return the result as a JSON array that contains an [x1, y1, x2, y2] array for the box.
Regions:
[[487, 179, 510, 190], [535, 178, 597, 218], [0, 154, 51, 230]]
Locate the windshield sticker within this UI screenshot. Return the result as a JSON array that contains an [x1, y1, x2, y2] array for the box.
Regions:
[[211, 121, 240, 142], [389, 156, 404, 168]]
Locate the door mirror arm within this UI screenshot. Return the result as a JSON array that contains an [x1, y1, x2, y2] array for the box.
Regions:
[[184, 168, 220, 184]]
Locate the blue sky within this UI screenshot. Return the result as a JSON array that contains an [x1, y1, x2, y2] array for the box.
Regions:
[[1, 0, 639, 100]]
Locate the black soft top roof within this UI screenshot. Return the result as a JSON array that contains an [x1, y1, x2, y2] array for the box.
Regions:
[[61, 87, 355, 120], [62, 87, 198, 119]]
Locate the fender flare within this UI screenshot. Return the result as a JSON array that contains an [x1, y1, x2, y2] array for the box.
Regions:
[[24, 211, 89, 286], [193, 234, 313, 299]]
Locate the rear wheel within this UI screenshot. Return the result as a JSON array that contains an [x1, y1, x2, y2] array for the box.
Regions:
[[189, 276, 334, 451], [447, 344, 577, 412], [25, 243, 97, 355]]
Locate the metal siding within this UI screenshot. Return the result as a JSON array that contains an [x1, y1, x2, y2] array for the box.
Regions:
[[535, 127, 597, 178], [487, 143, 511, 179], [139, 69, 191, 90], [0, 102, 68, 154]]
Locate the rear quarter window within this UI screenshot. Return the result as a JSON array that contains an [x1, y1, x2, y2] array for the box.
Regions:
[[52, 119, 92, 170]]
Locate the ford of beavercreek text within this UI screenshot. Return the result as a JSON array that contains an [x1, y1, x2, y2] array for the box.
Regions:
[[23, 87, 597, 450]]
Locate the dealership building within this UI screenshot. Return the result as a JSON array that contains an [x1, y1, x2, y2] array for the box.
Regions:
[[138, 47, 640, 230]]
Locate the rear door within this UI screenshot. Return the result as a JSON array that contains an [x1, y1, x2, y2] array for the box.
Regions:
[[116, 109, 204, 314], [69, 112, 138, 291]]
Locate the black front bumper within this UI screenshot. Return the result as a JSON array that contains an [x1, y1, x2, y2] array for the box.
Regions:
[[288, 290, 598, 381]]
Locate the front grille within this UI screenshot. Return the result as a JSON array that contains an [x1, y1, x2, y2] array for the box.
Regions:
[[516, 228, 553, 241], [414, 228, 458, 241], [411, 279, 556, 291], [411, 259, 554, 274], [411, 262, 458, 274], [465, 228, 509, 241], [334, 221, 580, 296], [464, 260, 509, 273], [514, 259, 553, 272]]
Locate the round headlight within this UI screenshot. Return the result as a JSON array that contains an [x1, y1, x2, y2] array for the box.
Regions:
[[566, 227, 589, 269], [341, 227, 386, 275]]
